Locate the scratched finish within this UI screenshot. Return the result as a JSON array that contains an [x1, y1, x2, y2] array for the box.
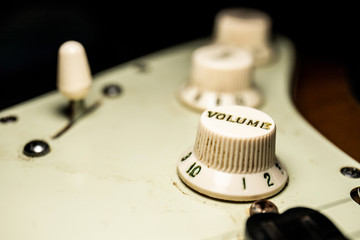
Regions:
[[0, 38, 360, 240]]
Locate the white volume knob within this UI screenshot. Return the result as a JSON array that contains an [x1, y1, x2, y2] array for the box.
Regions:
[[57, 41, 92, 100], [178, 44, 261, 112], [177, 105, 288, 201], [214, 8, 273, 65]]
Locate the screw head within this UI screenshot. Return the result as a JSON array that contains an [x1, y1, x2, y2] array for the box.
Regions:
[[23, 140, 50, 157], [350, 187, 360, 205], [133, 62, 148, 72], [249, 199, 279, 216], [340, 167, 360, 178], [103, 84, 122, 98]]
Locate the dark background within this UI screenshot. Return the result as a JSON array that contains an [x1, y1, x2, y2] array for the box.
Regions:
[[0, 2, 358, 110]]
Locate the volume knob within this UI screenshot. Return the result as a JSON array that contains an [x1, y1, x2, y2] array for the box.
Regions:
[[214, 8, 273, 65], [177, 105, 288, 201], [178, 44, 262, 111]]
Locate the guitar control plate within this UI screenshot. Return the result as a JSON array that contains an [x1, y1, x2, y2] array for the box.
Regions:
[[0, 37, 359, 239]]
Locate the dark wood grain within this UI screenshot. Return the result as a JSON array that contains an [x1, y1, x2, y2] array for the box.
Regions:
[[293, 59, 360, 163]]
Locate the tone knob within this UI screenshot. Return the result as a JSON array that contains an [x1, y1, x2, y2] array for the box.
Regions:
[[213, 8, 273, 65], [177, 105, 288, 201], [178, 44, 262, 112]]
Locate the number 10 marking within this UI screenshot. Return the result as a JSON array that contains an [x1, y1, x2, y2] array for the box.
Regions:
[[186, 162, 201, 177]]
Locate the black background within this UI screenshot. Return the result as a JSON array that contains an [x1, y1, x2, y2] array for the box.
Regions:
[[0, 2, 358, 110]]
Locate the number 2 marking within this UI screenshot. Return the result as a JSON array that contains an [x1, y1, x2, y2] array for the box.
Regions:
[[264, 173, 274, 187]]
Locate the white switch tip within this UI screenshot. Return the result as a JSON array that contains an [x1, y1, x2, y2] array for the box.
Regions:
[[57, 41, 92, 100]]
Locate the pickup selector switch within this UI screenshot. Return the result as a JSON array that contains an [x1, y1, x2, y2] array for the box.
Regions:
[[57, 41, 92, 101], [177, 105, 288, 201], [178, 44, 261, 112], [213, 8, 273, 65], [57, 41, 93, 119]]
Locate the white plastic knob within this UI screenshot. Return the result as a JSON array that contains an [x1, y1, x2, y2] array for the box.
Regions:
[[177, 105, 288, 201], [178, 44, 261, 111], [214, 8, 273, 65], [57, 41, 92, 100]]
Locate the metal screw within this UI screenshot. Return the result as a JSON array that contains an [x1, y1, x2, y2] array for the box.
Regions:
[[133, 62, 148, 72], [249, 199, 279, 216], [0, 115, 17, 123], [103, 84, 122, 98], [23, 140, 50, 157], [340, 167, 360, 178], [350, 187, 360, 205]]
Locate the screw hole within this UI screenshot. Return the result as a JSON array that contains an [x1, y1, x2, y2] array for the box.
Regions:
[[0, 115, 18, 124]]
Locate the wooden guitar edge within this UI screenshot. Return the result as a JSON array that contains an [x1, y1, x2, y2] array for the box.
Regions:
[[292, 55, 360, 163]]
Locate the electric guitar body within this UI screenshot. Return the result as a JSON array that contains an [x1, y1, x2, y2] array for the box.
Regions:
[[0, 27, 359, 240]]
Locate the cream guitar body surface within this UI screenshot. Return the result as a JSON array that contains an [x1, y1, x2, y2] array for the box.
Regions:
[[1, 8, 359, 240]]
